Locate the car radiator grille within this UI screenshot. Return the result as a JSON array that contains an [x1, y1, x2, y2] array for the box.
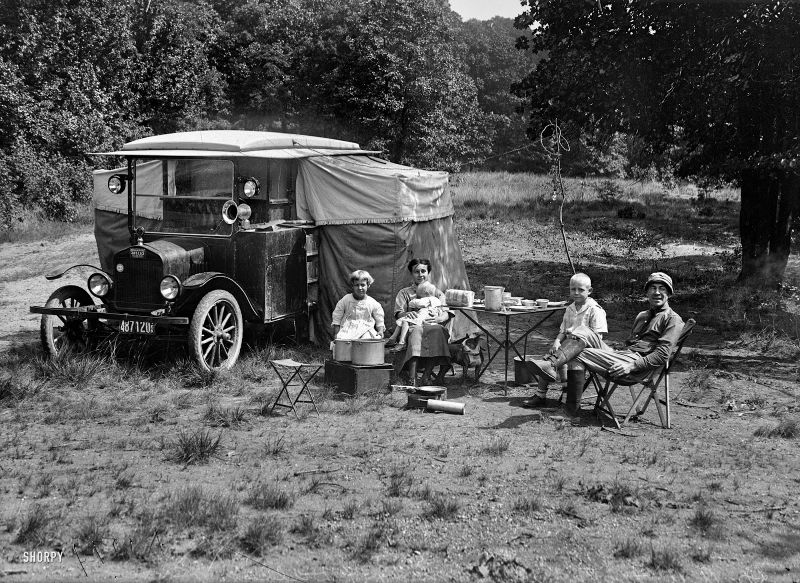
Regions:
[[114, 256, 164, 311]]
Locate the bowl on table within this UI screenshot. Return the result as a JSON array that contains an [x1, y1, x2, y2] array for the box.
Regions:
[[535, 298, 549, 309], [521, 299, 535, 307]]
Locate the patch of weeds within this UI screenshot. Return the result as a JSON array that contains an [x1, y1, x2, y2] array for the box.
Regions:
[[690, 506, 723, 539], [164, 486, 238, 532], [34, 473, 54, 498], [482, 435, 511, 456], [647, 545, 682, 573], [613, 538, 643, 558], [113, 463, 135, 490], [551, 474, 566, 493], [263, 435, 286, 456], [414, 483, 434, 501], [381, 499, 402, 517], [292, 514, 328, 546], [754, 418, 799, 438], [341, 499, 359, 520], [512, 496, 541, 515], [240, 515, 283, 555], [181, 367, 219, 389], [386, 463, 413, 497], [167, 429, 222, 464], [585, 481, 640, 513], [477, 474, 488, 487], [109, 509, 164, 562], [321, 507, 334, 521], [13, 504, 50, 545], [707, 481, 723, 492], [691, 545, 712, 564], [203, 402, 246, 428], [245, 481, 294, 510], [74, 514, 107, 555], [427, 494, 460, 521], [457, 464, 474, 478], [38, 353, 106, 386], [352, 520, 389, 563]]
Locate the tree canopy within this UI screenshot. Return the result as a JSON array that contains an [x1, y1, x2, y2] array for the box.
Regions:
[[515, 0, 800, 286], [0, 0, 542, 226]]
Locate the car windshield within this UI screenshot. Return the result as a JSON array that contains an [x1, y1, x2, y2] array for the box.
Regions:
[[133, 158, 234, 235]]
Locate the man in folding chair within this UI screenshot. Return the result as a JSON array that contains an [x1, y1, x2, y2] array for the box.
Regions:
[[527, 272, 684, 422]]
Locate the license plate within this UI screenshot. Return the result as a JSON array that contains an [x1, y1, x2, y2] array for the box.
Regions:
[[119, 320, 156, 335]]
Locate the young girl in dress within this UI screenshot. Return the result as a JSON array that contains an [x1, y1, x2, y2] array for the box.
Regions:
[[331, 270, 385, 340]]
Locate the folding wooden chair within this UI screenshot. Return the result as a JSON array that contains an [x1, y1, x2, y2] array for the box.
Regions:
[[586, 319, 696, 429], [268, 359, 323, 418]]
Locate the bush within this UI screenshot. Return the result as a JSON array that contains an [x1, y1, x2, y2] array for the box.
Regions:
[[594, 179, 624, 204], [3, 140, 91, 223]]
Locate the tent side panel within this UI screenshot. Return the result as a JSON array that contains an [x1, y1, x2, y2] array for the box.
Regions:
[[313, 217, 475, 345]]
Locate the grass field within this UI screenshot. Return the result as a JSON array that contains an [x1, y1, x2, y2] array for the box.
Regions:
[[1, 172, 799, 582]]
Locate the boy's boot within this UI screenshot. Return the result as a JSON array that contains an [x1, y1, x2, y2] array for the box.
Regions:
[[563, 369, 585, 419], [523, 377, 550, 408], [528, 338, 586, 382]]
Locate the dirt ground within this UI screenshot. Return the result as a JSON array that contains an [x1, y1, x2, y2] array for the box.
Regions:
[[1, 226, 800, 582]]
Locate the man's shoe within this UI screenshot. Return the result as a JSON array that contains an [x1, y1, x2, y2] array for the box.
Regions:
[[528, 359, 559, 382], [521, 395, 547, 408]]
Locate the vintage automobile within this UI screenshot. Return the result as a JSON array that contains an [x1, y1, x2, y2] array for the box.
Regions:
[[30, 129, 474, 374], [30, 131, 369, 370]]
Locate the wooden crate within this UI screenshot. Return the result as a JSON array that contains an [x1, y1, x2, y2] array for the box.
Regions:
[[324, 360, 394, 396]]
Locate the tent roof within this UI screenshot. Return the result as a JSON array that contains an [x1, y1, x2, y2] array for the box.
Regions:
[[94, 130, 366, 157]]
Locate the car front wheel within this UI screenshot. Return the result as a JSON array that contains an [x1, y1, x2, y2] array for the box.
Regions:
[[40, 285, 97, 358], [188, 290, 243, 371]]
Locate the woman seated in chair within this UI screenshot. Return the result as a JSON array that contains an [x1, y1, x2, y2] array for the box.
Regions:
[[393, 258, 452, 385]]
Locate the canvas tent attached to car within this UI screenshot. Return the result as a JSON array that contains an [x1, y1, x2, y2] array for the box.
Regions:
[[91, 130, 473, 345]]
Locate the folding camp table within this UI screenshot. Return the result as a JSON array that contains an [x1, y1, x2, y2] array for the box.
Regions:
[[452, 305, 566, 393]]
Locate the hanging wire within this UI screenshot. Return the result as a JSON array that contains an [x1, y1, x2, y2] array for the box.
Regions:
[[541, 119, 576, 274]]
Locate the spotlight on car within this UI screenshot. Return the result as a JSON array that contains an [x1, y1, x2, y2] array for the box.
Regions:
[[159, 275, 181, 300], [108, 174, 126, 195], [88, 273, 112, 298]]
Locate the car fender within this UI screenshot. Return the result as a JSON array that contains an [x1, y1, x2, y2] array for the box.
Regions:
[[178, 272, 261, 321], [44, 264, 107, 281]]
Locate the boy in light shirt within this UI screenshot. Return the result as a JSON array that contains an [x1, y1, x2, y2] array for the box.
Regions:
[[522, 272, 607, 410]]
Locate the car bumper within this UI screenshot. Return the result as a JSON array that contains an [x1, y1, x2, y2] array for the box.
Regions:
[[30, 305, 189, 326]]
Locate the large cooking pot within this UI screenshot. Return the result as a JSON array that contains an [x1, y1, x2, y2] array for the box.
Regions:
[[351, 338, 386, 365], [333, 339, 352, 361]]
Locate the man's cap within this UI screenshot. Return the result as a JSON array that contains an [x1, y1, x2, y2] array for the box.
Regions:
[[644, 272, 673, 295]]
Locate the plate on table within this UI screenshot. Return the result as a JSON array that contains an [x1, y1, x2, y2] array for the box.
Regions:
[[509, 305, 536, 311], [548, 301, 568, 308]]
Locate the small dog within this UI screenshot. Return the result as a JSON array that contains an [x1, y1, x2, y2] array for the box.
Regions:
[[449, 332, 487, 382]]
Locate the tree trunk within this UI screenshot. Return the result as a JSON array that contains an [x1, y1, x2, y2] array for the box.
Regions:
[[738, 169, 800, 287]]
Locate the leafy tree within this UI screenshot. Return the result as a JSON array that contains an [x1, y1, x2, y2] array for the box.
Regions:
[[515, 0, 800, 287], [460, 17, 545, 171], [132, 0, 229, 132], [308, 0, 491, 169]]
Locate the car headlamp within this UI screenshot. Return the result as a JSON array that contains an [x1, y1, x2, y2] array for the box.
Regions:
[[108, 174, 126, 195], [243, 178, 259, 198], [88, 273, 112, 298], [159, 275, 181, 300]]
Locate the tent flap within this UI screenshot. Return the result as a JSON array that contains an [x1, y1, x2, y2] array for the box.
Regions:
[[297, 156, 453, 225]]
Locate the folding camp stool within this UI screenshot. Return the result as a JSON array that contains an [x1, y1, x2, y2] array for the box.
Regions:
[[268, 359, 323, 418]]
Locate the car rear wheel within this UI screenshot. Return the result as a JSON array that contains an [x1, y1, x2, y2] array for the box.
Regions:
[[40, 285, 97, 358], [188, 290, 243, 371]]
